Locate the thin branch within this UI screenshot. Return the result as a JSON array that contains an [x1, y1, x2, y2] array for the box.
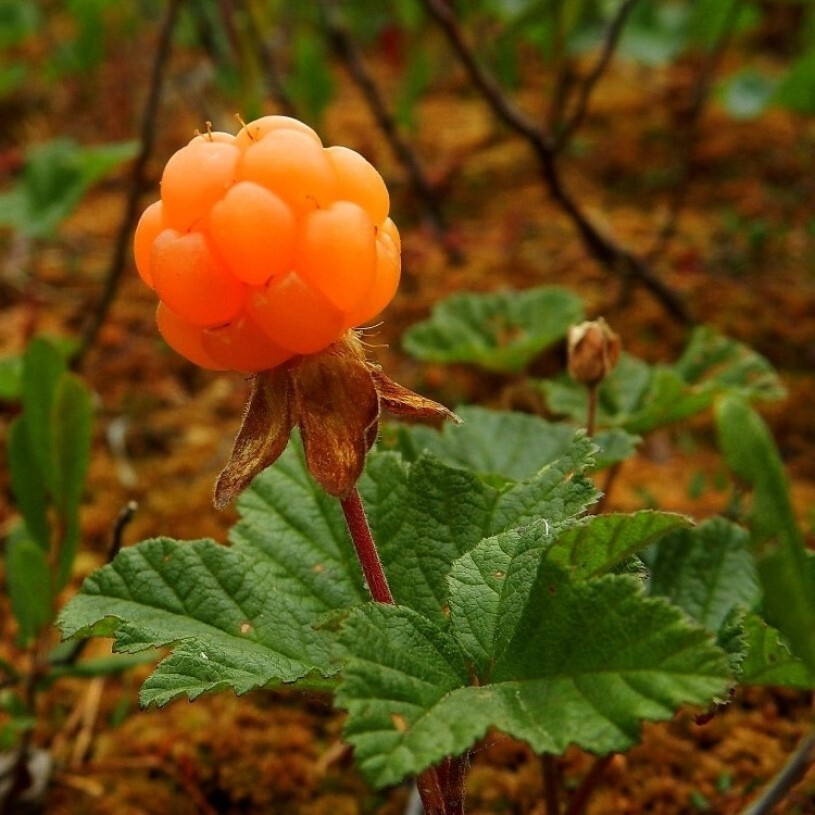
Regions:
[[421, 0, 551, 151], [645, 0, 744, 261], [545, 1, 572, 134], [108, 500, 138, 561], [420, 0, 690, 324], [75, 0, 183, 365], [320, 0, 457, 260], [740, 725, 815, 815], [554, 0, 640, 150]]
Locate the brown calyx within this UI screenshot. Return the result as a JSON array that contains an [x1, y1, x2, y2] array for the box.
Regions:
[[214, 331, 458, 507]]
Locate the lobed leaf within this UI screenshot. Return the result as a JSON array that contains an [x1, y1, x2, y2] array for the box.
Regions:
[[392, 406, 637, 478], [363, 435, 599, 623], [6, 138, 138, 238], [340, 557, 731, 788], [59, 537, 341, 707]]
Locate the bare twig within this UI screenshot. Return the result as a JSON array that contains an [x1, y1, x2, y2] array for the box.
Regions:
[[75, 0, 183, 365], [420, 0, 690, 324], [645, 0, 744, 261], [554, 0, 640, 150], [545, 1, 573, 133], [740, 725, 815, 815], [320, 0, 458, 261], [421, 0, 550, 149]]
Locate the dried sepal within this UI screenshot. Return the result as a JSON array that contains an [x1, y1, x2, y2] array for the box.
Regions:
[[292, 336, 380, 498], [213, 331, 456, 506], [214, 367, 293, 508], [370, 367, 461, 424]]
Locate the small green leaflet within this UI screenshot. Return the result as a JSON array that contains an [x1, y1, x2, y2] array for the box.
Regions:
[[6, 532, 52, 644], [645, 517, 759, 633], [403, 286, 584, 373]]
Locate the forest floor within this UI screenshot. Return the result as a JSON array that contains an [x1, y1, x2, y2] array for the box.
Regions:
[[2, 18, 815, 815]]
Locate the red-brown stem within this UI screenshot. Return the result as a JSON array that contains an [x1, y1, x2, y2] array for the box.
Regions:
[[565, 754, 615, 815], [340, 488, 394, 605], [340, 487, 450, 813], [542, 753, 562, 815], [437, 754, 468, 814], [585, 384, 598, 439]]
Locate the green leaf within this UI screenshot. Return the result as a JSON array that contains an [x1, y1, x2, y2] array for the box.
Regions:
[[229, 440, 368, 613], [716, 397, 815, 673], [337, 604, 472, 786], [537, 327, 784, 434], [719, 69, 778, 119], [549, 511, 692, 580], [46, 651, 161, 681], [773, 48, 815, 114], [644, 517, 759, 632], [20, 337, 66, 490], [6, 534, 52, 643], [403, 286, 584, 373], [688, 0, 761, 48], [739, 613, 814, 689], [8, 420, 50, 551], [50, 372, 93, 588], [59, 537, 342, 707], [394, 406, 578, 479], [286, 29, 335, 125], [363, 436, 598, 623], [392, 406, 636, 479], [395, 48, 432, 131], [0, 138, 137, 238], [0, 353, 23, 400], [340, 554, 731, 787]]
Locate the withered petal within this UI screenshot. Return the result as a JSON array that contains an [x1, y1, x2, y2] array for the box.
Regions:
[[214, 368, 294, 508]]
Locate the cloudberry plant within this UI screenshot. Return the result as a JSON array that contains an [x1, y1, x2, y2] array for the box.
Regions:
[[134, 115, 453, 503]]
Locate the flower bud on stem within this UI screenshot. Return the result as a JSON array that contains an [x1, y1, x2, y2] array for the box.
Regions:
[[567, 318, 621, 438]]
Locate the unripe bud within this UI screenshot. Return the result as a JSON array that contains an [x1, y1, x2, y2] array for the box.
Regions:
[[567, 318, 621, 387]]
